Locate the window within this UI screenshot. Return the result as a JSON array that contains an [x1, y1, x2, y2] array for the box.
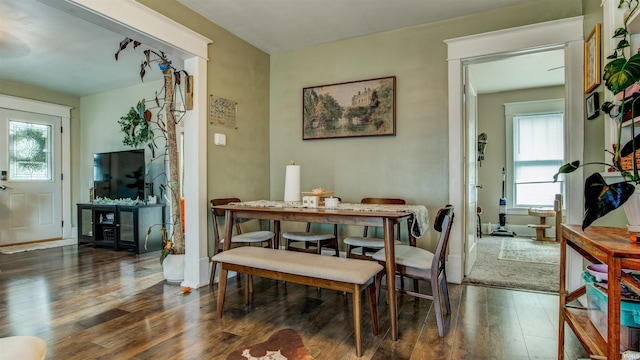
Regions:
[[505, 100, 564, 208], [9, 120, 52, 181]]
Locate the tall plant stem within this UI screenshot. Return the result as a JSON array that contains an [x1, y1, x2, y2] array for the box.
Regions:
[[164, 69, 184, 253]]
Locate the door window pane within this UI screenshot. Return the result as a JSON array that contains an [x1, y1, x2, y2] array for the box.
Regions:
[[9, 121, 52, 180]]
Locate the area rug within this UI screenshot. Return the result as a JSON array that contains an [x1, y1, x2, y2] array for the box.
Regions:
[[464, 236, 560, 293], [498, 238, 559, 264], [0, 239, 77, 254], [226, 328, 313, 360]]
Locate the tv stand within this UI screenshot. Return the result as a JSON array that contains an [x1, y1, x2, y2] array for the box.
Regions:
[[77, 203, 164, 254]]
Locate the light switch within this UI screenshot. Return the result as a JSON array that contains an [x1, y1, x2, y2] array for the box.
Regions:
[[214, 133, 226, 146]]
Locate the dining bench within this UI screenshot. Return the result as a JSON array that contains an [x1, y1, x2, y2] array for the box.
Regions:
[[212, 246, 383, 357]]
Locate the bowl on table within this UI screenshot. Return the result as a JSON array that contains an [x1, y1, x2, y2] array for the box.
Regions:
[[586, 264, 634, 282]]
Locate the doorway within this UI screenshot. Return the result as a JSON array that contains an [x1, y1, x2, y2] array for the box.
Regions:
[[445, 17, 585, 285], [465, 49, 565, 289], [0, 108, 62, 244]]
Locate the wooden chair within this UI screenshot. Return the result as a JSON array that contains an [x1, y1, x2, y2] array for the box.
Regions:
[[372, 204, 455, 337], [209, 198, 275, 287], [343, 198, 409, 260], [282, 197, 341, 256]]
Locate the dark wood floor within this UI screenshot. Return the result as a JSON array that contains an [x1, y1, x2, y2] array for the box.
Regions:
[[0, 244, 590, 359]]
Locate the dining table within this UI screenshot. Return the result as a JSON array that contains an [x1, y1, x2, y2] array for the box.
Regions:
[[213, 200, 429, 341]]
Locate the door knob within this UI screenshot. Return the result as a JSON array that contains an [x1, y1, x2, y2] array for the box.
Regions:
[[475, 185, 483, 189], [0, 185, 10, 191]]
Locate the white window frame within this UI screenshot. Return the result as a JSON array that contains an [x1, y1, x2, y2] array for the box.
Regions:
[[505, 98, 565, 214]]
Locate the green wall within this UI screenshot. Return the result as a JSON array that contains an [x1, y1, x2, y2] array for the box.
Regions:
[[138, 0, 271, 204], [269, 0, 583, 249]]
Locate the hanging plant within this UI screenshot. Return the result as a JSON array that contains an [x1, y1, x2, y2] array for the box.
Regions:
[[118, 99, 154, 148]]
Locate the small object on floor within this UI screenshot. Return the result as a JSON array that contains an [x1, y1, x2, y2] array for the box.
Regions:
[[179, 287, 191, 295]]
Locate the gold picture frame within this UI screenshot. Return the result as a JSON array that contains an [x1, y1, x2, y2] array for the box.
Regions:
[[584, 23, 601, 94]]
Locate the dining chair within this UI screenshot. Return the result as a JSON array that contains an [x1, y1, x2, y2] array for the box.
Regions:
[[372, 204, 455, 337], [282, 197, 341, 256], [209, 198, 275, 287], [343, 197, 409, 260]]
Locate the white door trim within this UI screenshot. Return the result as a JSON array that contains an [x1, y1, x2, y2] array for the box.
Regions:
[[445, 16, 584, 284], [64, 0, 212, 288], [0, 94, 72, 240]]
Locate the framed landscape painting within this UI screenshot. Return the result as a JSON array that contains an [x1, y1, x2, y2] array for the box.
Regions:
[[302, 76, 396, 140]]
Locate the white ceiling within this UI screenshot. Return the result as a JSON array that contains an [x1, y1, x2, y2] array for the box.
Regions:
[[0, 0, 563, 98]]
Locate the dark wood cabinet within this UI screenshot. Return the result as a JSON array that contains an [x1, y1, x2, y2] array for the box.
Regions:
[[77, 203, 164, 254]]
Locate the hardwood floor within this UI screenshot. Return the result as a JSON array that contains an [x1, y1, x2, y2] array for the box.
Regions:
[[0, 244, 590, 359]]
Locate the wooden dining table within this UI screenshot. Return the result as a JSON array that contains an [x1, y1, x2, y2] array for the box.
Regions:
[[213, 200, 429, 341]]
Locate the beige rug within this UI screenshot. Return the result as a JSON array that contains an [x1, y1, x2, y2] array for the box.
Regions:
[[464, 236, 560, 293], [0, 239, 77, 254], [498, 238, 560, 264]]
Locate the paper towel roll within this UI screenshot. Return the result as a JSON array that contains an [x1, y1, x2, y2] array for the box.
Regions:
[[284, 163, 301, 202]]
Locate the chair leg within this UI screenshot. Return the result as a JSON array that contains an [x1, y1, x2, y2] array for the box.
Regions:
[[367, 283, 379, 336], [375, 271, 384, 304], [431, 276, 445, 337], [441, 273, 451, 315], [209, 260, 218, 288], [216, 267, 229, 317]]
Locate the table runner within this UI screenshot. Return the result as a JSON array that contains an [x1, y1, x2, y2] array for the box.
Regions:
[[229, 200, 429, 238]]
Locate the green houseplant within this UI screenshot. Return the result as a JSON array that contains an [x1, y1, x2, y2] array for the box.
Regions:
[[555, 0, 640, 229], [115, 38, 187, 264]]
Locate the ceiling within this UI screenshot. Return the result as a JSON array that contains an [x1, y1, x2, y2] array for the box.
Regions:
[[0, 0, 563, 98]]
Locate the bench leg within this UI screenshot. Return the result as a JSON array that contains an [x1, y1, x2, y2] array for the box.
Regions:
[[217, 267, 229, 317], [367, 283, 379, 336], [352, 285, 363, 357]]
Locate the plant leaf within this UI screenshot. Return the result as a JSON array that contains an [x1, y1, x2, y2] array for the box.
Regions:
[[614, 27, 628, 37], [617, 39, 631, 50], [603, 52, 640, 94], [553, 161, 580, 182], [582, 172, 635, 229]]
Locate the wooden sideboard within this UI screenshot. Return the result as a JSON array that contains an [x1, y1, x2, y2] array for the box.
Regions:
[[558, 224, 640, 359]]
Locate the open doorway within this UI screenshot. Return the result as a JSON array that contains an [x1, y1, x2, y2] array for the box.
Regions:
[[445, 17, 585, 286], [462, 49, 566, 292]]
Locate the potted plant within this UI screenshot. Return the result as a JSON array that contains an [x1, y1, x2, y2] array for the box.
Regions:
[[555, 0, 640, 229], [116, 38, 187, 272]]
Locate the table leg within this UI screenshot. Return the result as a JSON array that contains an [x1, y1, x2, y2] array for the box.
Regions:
[[384, 218, 398, 341], [223, 209, 234, 251], [273, 220, 281, 249]]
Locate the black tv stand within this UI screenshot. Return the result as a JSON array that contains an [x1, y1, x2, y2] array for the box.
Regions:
[[77, 203, 164, 254]]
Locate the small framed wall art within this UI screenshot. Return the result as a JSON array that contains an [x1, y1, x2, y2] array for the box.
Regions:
[[584, 23, 601, 94]]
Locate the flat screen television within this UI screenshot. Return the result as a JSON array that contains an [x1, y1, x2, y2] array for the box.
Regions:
[[93, 149, 145, 200]]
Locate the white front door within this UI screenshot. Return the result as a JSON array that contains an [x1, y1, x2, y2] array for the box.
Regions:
[[464, 71, 479, 275], [0, 108, 62, 245]]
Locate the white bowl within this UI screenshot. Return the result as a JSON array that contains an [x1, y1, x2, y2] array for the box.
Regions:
[[586, 264, 634, 282]]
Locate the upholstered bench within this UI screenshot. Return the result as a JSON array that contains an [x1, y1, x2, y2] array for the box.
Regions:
[[212, 246, 383, 357]]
